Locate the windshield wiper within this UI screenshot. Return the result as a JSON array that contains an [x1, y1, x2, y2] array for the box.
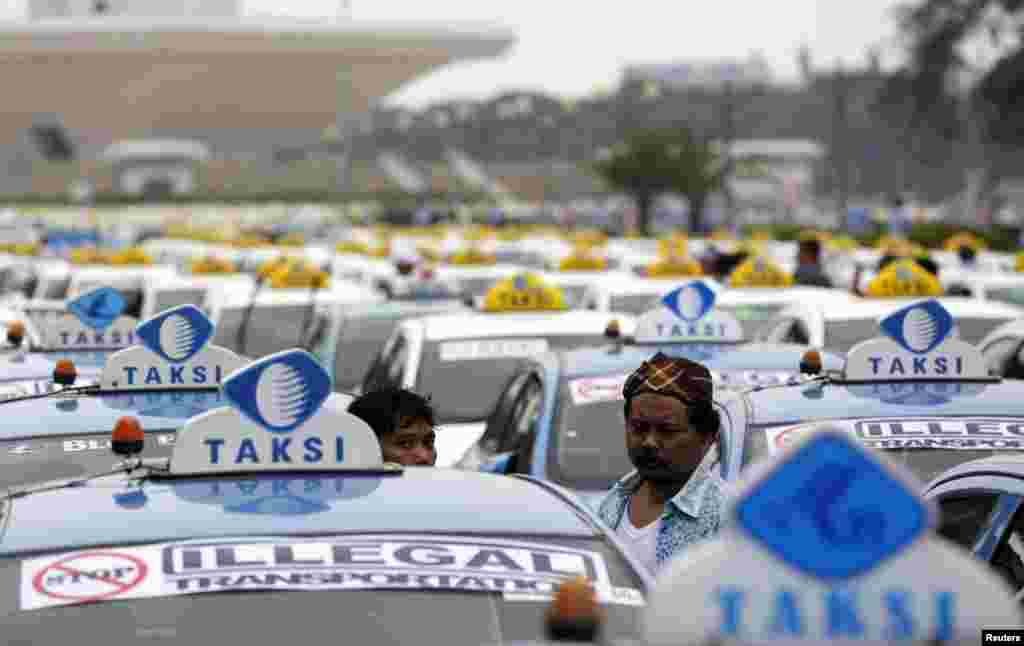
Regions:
[[2, 456, 170, 502], [0, 383, 99, 406]]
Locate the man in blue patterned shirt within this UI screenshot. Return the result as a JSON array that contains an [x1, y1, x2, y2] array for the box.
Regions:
[[597, 352, 724, 573]]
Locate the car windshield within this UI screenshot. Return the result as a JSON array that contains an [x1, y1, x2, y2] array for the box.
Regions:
[[0, 426, 179, 488], [416, 335, 607, 423], [718, 304, 785, 339], [549, 379, 631, 491], [744, 420, 1022, 483], [0, 536, 644, 646]]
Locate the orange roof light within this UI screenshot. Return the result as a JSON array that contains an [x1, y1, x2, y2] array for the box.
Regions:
[[111, 416, 145, 457], [6, 321, 24, 347], [605, 319, 621, 340], [800, 349, 823, 376], [545, 576, 603, 642], [53, 359, 77, 386]]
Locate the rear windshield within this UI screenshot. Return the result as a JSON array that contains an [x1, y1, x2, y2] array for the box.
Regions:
[[0, 535, 644, 646], [416, 335, 607, 423], [823, 318, 878, 353], [332, 316, 404, 391], [987, 287, 1024, 308], [609, 294, 659, 314], [718, 304, 785, 340], [0, 427, 178, 489]]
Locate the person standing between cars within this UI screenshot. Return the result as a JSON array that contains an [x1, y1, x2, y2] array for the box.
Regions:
[[348, 387, 437, 466], [793, 237, 833, 287], [597, 353, 724, 574]]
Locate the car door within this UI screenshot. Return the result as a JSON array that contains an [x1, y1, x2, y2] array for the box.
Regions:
[[455, 372, 528, 470]]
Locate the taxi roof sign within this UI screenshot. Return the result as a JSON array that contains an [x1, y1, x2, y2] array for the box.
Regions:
[[482, 273, 567, 313], [37, 287, 140, 351], [168, 349, 385, 475], [843, 299, 990, 382], [865, 259, 943, 298], [99, 305, 245, 391], [643, 425, 1023, 645], [635, 280, 743, 344], [726, 256, 793, 288]]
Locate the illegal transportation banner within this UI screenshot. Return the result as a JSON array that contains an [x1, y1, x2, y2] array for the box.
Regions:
[[766, 418, 1024, 454], [20, 535, 644, 610]]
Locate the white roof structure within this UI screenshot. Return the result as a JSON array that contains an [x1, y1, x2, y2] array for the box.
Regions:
[[0, 16, 515, 142], [102, 139, 210, 162]]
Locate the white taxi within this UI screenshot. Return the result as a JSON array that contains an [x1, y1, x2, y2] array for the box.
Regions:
[[757, 259, 1024, 353], [363, 273, 636, 467]]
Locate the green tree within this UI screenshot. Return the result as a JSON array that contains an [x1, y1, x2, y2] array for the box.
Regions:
[[878, 0, 1024, 147], [591, 127, 724, 235]]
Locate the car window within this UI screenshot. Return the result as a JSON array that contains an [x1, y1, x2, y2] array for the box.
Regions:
[[987, 287, 1024, 308], [550, 379, 632, 491], [502, 376, 543, 456], [785, 320, 811, 346], [480, 373, 528, 454], [363, 333, 407, 392], [992, 501, 1024, 595], [936, 494, 1001, 549], [386, 334, 409, 385], [983, 337, 1023, 377]]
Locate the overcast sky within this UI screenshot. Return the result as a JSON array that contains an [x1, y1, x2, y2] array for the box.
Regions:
[[2, 0, 908, 107]]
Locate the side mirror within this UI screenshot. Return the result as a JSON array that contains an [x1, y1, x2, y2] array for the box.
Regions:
[[483, 453, 514, 475]]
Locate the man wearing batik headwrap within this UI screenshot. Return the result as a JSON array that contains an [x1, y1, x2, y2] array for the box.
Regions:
[[597, 352, 724, 573]]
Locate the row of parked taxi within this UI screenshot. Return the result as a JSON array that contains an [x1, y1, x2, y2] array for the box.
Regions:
[[0, 221, 1021, 642]]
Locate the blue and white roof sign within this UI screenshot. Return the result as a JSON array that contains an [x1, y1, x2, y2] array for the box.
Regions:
[[635, 281, 744, 344], [641, 425, 1024, 645], [169, 349, 384, 475], [169, 475, 383, 515], [843, 299, 989, 382], [39, 287, 139, 351], [99, 305, 245, 391], [734, 431, 929, 580], [222, 349, 331, 433]]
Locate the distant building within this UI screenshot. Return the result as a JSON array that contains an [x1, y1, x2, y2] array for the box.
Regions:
[[29, 0, 240, 19]]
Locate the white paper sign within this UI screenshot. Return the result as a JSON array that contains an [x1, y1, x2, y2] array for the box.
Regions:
[[439, 339, 549, 362]]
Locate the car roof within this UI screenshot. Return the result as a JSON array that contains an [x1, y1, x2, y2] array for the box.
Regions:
[[554, 342, 844, 380], [813, 297, 1024, 321], [745, 379, 1024, 426], [413, 311, 635, 341], [925, 454, 1024, 490], [981, 318, 1024, 344], [341, 300, 468, 321], [0, 470, 598, 556]]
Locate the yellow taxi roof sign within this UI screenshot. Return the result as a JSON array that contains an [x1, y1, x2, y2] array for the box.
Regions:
[[448, 246, 497, 266], [558, 253, 608, 272], [1016, 252, 1024, 273], [482, 273, 567, 312], [865, 259, 943, 298], [944, 231, 986, 252], [726, 255, 793, 288], [644, 257, 703, 278]]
